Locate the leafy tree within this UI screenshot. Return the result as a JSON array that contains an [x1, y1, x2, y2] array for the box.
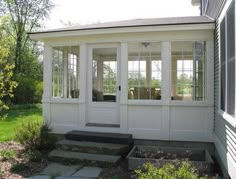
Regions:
[[1, 0, 54, 73], [177, 74, 193, 96], [0, 0, 54, 104], [0, 16, 17, 115]]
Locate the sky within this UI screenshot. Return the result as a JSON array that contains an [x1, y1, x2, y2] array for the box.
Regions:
[[44, 0, 200, 29]]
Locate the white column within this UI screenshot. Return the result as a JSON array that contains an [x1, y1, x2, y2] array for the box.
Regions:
[[161, 41, 171, 140], [43, 44, 52, 125], [79, 44, 87, 128], [162, 42, 171, 102], [120, 43, 128, 104], [79, 44, 87, 103], [120, 42, 128, 133]]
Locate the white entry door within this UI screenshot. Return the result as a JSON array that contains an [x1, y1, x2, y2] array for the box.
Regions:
[[87, 44, 120, 125]]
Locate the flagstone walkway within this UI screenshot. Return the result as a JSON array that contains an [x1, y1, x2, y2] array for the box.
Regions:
[[28, 163, 102, 179]]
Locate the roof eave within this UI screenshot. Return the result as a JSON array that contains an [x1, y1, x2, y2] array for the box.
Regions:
[[29, 22, 215, 41]]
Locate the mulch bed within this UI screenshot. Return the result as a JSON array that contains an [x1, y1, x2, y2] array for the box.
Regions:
[[0, 142, 223, 179], [0, 141, 49, 179]]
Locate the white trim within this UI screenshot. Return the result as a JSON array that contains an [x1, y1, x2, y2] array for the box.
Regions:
[[170, 101, 212, 106], [47, 98, 81, 104], [206, 40, 214, 105], [79, 44, 87, 103], [30, 24, 215, 40], [120, 43, 128, 133], [87, 43, 121, 125], [43, 99, 212, 107], [162, 42, 171, 102], [218, 110, 236, 128], [235, 0, 236, 127], [218, 0, 234, 22]]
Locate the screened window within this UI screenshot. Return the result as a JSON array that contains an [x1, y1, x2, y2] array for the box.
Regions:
[[171, 41, 205, 101], [220, 1, 235, 117], [128, 42, 161, 100], [52, 46, 80, 98]]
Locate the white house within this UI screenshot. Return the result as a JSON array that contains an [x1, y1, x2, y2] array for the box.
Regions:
[[30, 0, 236, 177]]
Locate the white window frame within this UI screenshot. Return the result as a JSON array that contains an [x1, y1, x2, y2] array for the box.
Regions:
[[218, 0, 236, 128], [51, 45, 80, 102], [127, 42, 162, 102], [171, 41, 206, 101]]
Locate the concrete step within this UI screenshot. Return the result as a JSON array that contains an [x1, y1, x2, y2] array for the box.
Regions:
[[49, 150, 121, 164], [65, 130, 133, 145], [56, 139, 130, 156]]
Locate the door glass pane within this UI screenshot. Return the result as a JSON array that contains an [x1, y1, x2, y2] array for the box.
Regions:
[[92, 48, 117, 102]]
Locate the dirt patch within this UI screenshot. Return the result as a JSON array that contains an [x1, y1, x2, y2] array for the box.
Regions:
[[0, 141, 50, 179], [99, 159, 135, 179]]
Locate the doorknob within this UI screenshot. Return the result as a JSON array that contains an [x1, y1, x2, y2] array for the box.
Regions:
[[118, 86, 121, 91]]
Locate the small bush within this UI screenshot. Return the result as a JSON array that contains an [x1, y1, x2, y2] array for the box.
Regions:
[[0, 149, 16, 161], [12, 74, 43, 104], [23, 149, 43, 162], [15, 120, 55, 151], [135, 161, 200, 179], [10, 163, 27, 173]]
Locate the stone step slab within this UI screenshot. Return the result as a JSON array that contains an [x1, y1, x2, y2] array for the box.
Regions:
[[65, 130, 133, 145], [49, 150, 121, 164], [56, 139, 130, 156]]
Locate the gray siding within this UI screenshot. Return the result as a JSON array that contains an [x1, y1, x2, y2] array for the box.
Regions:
[[206, 0, 226, 19], [214, 2, 236, 177]]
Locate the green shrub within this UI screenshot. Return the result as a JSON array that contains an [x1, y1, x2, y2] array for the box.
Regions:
[[15, 120, 55, 151], [12, 74, 43, 104], [135, 161, 200, 179], [23, 149, 43, 162], [0, 149, 16, 161], [10, 163, 27, 173]]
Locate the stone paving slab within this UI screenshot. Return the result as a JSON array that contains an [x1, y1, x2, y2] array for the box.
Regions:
[[72, 166, 101, 178], [50, 150, 121, 163], [56, 177, 89, 179], [41, 163, 82, 177], [28, 176, 51, 179]]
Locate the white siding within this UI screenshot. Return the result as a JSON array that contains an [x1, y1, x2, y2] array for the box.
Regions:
[[214, 3, 236, 177]]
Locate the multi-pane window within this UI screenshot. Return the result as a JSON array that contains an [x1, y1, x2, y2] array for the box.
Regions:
[[220, 1, 235, 117], [128, 42, 162, 100], [52, 46, 80, 98], [171, 41, 205, 101]]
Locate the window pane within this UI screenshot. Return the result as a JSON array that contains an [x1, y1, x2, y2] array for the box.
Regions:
[[226, 2, 235, 116], [92, 48, 117, 102], [220, 18, 226, 111], [52, 46, 80, 98], [128, 42, 161, 100], [171, 41, 205, 101]]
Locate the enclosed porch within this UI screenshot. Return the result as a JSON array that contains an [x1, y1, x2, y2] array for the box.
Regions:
[[34, 17, 215, 142]]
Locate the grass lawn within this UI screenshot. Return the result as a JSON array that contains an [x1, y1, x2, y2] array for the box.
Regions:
[[0, 105, 42, 142]]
